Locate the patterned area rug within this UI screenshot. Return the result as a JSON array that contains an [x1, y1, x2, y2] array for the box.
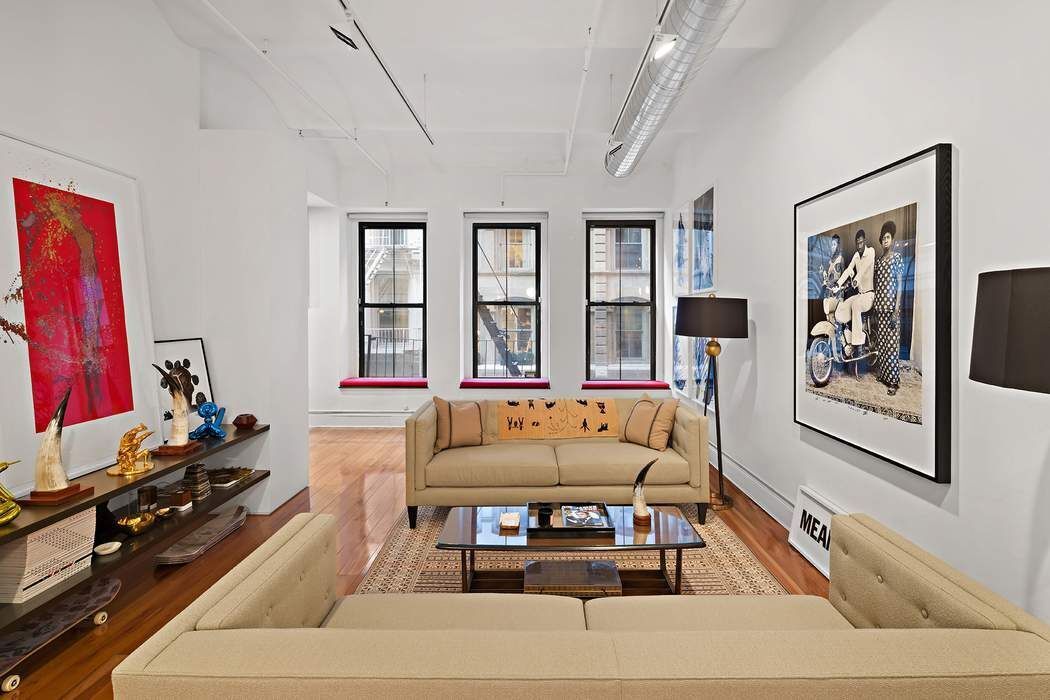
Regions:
[[356, 505, 785, 595]]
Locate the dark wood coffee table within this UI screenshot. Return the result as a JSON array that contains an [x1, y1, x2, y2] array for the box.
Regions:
[[436, 504, 705, 595]]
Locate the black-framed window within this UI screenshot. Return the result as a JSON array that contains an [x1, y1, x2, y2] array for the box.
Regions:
[[358, 222, 426, 377], [472, 223, 540, 378], [586, 220, 656, 380]]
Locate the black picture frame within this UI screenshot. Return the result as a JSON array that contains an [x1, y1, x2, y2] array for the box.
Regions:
[[154, 337, 214, 421], [793, 143, 952, 483]]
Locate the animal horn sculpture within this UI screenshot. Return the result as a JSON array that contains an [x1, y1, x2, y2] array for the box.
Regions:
[[34, 387, 72, 492], [154, 363, 193, 447], [633, 459, 657, 528]]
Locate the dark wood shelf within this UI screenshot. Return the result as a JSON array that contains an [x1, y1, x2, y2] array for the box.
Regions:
[[0, 424, 269, 547], [0, 468, 270, 631]]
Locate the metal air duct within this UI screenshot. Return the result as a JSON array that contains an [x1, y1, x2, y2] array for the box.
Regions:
[[605, 0, 745, 177]]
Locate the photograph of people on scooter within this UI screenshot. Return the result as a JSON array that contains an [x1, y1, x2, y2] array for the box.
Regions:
[[804, 203, 920, 424]]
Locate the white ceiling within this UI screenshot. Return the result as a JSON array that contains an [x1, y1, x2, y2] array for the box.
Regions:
[[156, 0, 822, 175]]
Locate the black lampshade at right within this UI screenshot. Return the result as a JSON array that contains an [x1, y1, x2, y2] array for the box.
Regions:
[[969, 267, 1050, 394], [675, 296, 749, 339]]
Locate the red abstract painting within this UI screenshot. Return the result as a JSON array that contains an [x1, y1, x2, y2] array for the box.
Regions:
[[13, 178, 133, 432]]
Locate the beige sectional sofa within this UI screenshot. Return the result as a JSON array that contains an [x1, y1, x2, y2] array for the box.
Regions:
[[405, 397, 710, 527], [113, 511, 1050, 697]]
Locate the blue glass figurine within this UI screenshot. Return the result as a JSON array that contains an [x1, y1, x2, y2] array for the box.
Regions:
[[189, 402, 227, 441]]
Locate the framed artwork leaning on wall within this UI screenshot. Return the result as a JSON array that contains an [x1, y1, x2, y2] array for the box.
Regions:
[[793, 144, 952, 483]]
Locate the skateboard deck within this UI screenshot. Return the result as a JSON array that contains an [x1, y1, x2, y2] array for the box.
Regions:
[[0, 577, 120, 680], [154, 506, 248, 566]]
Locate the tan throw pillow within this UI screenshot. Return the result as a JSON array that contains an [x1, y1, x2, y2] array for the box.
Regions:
[[433, 397, 483, 451], [620, 398, 678, 451]]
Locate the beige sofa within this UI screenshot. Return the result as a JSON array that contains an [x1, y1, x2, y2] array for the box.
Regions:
[[113, 512, 1050, 697], [405, 397, 710, 527]]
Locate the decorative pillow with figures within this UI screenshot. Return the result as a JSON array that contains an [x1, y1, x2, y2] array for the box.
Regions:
[[497, 398, 618, 440]]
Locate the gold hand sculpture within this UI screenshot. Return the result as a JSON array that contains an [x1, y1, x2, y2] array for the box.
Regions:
[[0, 461, 22, 526], [107, 424, 155, 476]]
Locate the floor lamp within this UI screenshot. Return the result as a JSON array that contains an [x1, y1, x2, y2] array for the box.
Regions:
[[675, 295, 749, 511]]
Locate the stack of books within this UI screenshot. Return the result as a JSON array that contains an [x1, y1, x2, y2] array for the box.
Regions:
[[0, 509, 95, 603], [206, 467, 253, 489], [182, 464, 212, 502]]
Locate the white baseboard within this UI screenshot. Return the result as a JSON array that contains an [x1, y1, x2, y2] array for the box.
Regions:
[[309, 410, 410, 428], [709, 440, 796, 528]]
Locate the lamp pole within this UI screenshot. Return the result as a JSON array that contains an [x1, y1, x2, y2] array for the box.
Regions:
[[706, 337, 732, 510]]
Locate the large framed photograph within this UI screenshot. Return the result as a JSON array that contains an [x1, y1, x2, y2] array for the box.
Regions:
[[0, 131, 162, 493], [794, 144, 952, 483]]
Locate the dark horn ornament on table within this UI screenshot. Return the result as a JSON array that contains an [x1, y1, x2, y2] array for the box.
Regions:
[[632, 459, 658, 528]]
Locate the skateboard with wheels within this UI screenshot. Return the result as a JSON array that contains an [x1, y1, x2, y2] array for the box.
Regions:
[[0, 577, 120, 693]]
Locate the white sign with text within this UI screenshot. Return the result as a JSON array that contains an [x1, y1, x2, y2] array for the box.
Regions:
[[788, 486, 843, 578]]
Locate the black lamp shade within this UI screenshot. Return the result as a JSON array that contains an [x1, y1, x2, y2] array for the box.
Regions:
[[675, 296, 749, 338], [969, 267, 1050, 393]]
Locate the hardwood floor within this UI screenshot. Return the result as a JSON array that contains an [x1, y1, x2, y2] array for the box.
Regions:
[[25, 427, 822, 698]]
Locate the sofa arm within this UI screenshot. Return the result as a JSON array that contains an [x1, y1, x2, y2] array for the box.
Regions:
[[114, 513, 336, 677], [405, 401, 437, 497], [671, 404, 709, 495], [113, 629, 619, 698]]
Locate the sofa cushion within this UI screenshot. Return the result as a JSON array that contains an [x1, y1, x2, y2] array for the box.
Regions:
[[434, 397, 483, 451], [584, 595, 854, 631], [555, 442, 690, 485], [426, 444, 558, 487], [620, 397, 678, 450], [323, 593, 586, 631]]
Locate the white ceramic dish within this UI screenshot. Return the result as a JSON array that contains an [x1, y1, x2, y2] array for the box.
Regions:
[[93, 541, 122, 556]]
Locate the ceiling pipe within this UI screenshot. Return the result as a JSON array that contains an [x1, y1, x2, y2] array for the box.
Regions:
[[499, 0, 603, 205], [605, 0, 745, 178], [338, 1, 435, 146], [195, 0, 388, 177]]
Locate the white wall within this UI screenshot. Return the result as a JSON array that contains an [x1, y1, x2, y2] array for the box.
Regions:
[[198, 130, 310, 512], [0, 0, 202, 338], [0, 0, 313, 514], [669, 0, 1050, 618], [308, 164, 674, 426]]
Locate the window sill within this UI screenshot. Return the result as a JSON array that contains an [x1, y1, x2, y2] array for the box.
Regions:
[[339, 377, 429, 389], [459, 378, 551, 390], [580, 380, 670, 390]]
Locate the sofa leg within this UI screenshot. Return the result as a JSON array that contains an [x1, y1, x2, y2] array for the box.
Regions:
[[697, 503, 708, 525], [407, 506, 418, 529]]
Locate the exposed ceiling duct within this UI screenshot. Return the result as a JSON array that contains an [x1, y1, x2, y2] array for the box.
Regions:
[[605, 0, 746, 177]]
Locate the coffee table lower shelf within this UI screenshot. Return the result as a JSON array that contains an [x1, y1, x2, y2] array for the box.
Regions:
[[455, 548, 685, 597]]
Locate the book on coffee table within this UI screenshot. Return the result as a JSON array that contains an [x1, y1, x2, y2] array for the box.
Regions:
[[561, 505, 606, 528]]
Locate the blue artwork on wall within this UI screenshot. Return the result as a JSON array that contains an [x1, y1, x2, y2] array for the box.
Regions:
[[672, 304, 687, 391], [691, 187, 714, 292]]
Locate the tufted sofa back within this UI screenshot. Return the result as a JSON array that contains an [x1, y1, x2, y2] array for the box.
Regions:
[[195, 512, 337, 631], [829, 514, 1050, 641]]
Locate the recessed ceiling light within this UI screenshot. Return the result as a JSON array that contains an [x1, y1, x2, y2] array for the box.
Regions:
[[330, 25, 359, 50], [652, 33, 677, 60]]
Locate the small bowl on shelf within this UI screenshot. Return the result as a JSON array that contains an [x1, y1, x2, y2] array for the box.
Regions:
[[116, 511, 156, 536]]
